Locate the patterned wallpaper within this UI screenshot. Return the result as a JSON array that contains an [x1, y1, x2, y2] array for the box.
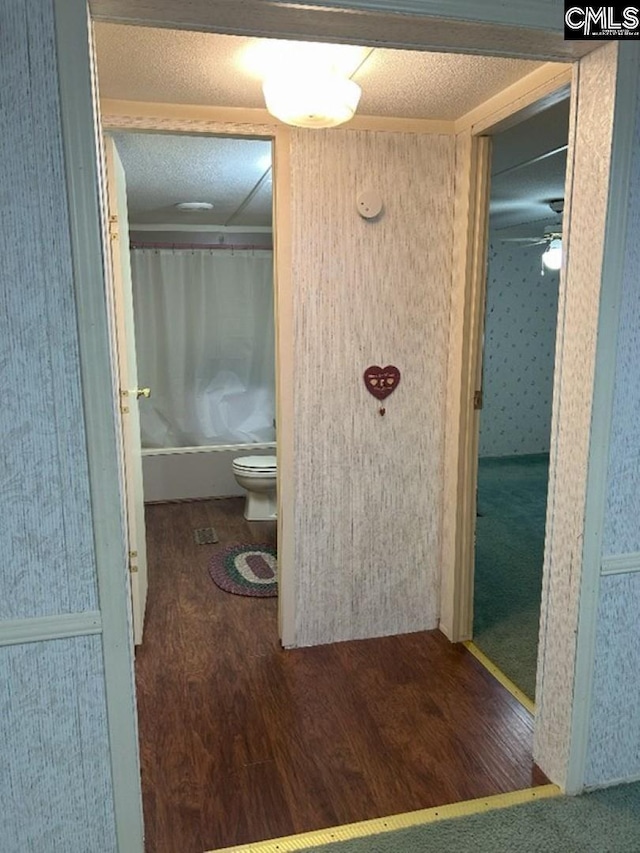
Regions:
[[533, 44, 617, 786], [1, 637, 117, 851], [1, 0, 99, 621], [586, 61, 640, 788], [586, 573, 640, 786], [290, 128, 454, 647], [602, 69, 640, 559], [1, 2, 117, 849], [479, 240, 559, 458]]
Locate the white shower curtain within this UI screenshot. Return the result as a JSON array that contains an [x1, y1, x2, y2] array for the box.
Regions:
[[130, 248, 276, 448]]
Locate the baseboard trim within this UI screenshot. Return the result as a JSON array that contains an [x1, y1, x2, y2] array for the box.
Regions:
[[601, 551, 640, 576], [0, 611, 102, 647], [463, 641, 536, 714], [212, 785, 561, 852]]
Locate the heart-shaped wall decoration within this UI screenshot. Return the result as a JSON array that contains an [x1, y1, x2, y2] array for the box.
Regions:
[[363, 365, 401, 400]]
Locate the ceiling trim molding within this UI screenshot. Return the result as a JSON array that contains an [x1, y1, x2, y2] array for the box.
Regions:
[[101, 99, 279, 135], [454, 62, 572, 135], [346, 115, 454, 134], [101, 99, 455, 135], [263, 0, 566, 31], [90, 0, 600, 62]]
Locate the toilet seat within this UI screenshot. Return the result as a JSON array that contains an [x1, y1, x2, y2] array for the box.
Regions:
[[232, 456, 277, 520], [232, 455, 277, 477]]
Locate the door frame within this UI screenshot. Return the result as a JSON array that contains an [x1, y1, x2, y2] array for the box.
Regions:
[[53, 0, 639, 849], [103, 135, 150, 646], [441, 45, 640, 794], [100, 109, 296, 647], [439, 66, 573, 643]]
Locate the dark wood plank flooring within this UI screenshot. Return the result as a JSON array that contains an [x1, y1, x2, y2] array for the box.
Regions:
[[136, 498, 548, 853]]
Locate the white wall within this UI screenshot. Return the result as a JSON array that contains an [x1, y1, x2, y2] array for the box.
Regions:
[[479, 240, 559, 457]]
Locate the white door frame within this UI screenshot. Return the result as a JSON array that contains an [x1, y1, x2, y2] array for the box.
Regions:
[[54, 0, 639, 848], [100, 109, 296, 648], [103, 135, 150, 646]]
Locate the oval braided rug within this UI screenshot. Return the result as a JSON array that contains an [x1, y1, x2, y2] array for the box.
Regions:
[[208, 544, 277, 597]]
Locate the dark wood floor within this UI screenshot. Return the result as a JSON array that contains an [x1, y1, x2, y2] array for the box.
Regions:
[[136, 498, 548, 853]]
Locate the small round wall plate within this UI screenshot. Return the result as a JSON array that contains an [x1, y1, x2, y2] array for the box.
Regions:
[[357, 190, 383, 219]]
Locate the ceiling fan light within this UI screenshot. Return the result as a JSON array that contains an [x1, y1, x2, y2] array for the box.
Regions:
[[542, 238, 562, 271], [263, 72, 361, 128]]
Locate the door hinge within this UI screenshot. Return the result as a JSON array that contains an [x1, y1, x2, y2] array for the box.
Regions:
[[109, 215, 119, 241], [473, 390, 483, 410], [119, 389, 129, 414]]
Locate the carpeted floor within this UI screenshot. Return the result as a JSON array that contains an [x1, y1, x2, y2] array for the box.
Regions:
[[299, 782, 640, 852], [473, 453, 549, 701]]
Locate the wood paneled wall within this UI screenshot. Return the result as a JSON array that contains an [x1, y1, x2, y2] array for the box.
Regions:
[[289, 128, 454, 646]]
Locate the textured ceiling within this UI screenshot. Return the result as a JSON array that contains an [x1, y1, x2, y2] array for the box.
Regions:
[[97, 25, 567, 234], [111, 133, 272, 227], [491, 150, 567, 236], [490, 99, 570, 238], [94, 24, 543, 121]]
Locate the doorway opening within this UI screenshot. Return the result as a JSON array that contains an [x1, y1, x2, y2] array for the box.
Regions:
[[93, 22, 573, 853], [104, 129, 279, 638], [466, 96, 571, 705]]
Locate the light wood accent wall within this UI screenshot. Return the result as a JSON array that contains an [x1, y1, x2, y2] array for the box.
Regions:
[[289, 128, 454, 646]]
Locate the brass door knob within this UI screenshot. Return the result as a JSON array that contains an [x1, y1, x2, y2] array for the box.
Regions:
[[136, 388, 151, 399]]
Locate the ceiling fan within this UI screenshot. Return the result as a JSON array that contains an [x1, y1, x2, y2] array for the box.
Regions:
[[496, 200, 564, 272], [497, 199, 564, 245]]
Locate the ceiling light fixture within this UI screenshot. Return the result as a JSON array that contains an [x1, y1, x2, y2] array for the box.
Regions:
[[175, 202, 213, 212], [542, 237, 562, 272], [263, 71, 361, 129]]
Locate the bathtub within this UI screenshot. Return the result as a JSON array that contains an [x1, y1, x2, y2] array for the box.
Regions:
[[141, 442, 276, 502]]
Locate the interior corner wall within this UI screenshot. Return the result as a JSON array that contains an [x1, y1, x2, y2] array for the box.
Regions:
[[289, 128, 454, 647], [1, 1, 117, 850], [585, 59, 640, 788], [533, 43, 619, 788], [478, 240, 559, 458]]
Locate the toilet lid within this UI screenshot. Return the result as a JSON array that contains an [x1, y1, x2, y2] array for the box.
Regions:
[[233, 455, 277, 472]]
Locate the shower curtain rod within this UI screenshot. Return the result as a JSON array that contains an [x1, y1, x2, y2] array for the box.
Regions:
[[129, 241, 273, 251]]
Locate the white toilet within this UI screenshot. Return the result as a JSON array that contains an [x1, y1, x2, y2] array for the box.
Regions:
[[232, 455, 277, 521]]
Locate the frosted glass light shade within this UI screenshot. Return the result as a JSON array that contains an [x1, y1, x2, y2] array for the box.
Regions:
[[263, 72, 361, 128], [542, 238, 562, 271]]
